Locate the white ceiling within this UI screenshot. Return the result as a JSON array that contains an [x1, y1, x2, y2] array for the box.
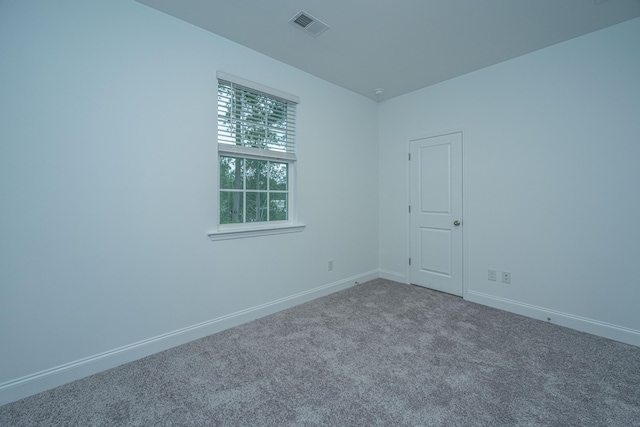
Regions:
[[135, 0, 640, 101]]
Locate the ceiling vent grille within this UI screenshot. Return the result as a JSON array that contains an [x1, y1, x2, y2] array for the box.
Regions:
[[289, 11, 329, 37]]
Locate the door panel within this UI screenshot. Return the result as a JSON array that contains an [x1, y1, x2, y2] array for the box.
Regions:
[[410, 132, 463, 296], [419, 144, 451, 213], [419, 228, 451, 276]]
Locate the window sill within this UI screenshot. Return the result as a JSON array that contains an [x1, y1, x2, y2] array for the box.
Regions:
[[207, 224, 305, 241]]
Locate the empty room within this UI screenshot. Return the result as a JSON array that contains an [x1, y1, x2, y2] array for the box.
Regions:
[[1, 0, 639, 425]]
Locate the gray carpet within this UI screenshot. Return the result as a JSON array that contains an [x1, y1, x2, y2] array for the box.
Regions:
[[1, 279, 639, 426]]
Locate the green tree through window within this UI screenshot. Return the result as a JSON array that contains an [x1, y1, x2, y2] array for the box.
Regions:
[[219, 157, 288, 224]]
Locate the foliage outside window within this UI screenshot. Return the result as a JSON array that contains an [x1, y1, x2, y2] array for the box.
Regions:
[[217, 73, 298, 228], [219, 157, 288, 224]]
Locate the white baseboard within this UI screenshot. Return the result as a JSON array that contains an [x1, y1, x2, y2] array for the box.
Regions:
[[0, 270, 380, 406], [379, 269, 407, 283], [466, 290, 640, 348]]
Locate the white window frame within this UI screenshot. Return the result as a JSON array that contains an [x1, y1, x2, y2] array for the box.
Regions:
[[208, 72, 304, 241]]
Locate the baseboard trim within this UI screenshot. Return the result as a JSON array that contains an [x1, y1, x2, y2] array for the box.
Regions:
[[466, 290, 640, 347], [0, 270, 380, 406]]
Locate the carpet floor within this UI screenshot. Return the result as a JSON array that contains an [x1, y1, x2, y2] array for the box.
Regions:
[[1, 279, 639, 426]]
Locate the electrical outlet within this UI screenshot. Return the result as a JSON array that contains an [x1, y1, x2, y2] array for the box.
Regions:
[[488, 269, 497, 281], [502, 271, 511, 284], [328, 260, 334, 271]]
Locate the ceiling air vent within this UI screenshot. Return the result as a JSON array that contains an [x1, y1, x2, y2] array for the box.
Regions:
[[289, 11, 329, 37]]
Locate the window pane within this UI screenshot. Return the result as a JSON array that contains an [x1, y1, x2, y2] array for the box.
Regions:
[[270, 162, 288, 191], [220, 157, 244, 189], [246, 192, 268, 222], [220, 191, 243, 224], [246, 159, 268, 190], [269, 193, 288, 221]]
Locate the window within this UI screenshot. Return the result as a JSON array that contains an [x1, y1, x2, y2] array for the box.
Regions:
[[210, 72, 304, 240], [219, 157, 288, 224]]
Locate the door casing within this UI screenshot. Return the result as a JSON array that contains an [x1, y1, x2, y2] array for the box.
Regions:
[[405, 129, 467, 297]]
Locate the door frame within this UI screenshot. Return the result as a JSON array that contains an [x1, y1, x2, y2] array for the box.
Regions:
[[405, 128, 468, 298]]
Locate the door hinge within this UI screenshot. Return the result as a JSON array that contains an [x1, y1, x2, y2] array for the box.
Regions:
[[409, 258, 411, 266], [408, 153, 411, 161], [408, 205, 411, 213]]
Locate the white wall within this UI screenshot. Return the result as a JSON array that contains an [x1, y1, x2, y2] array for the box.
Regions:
[[379, 17, 640, 346], [0, 0, 379, 403], [2, 0, 639, 407]]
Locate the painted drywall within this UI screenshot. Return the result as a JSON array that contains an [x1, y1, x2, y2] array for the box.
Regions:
[[0, 0, 379, 403], [379, 17, 640, 345]]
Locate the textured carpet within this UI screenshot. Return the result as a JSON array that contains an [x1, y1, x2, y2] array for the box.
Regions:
[[1, 279, 640, 426]]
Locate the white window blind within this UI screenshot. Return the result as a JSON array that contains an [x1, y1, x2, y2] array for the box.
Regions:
[[217, 72, 298, 161]]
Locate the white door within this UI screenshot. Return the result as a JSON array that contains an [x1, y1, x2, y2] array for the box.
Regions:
[[410, 132, 463, 296]]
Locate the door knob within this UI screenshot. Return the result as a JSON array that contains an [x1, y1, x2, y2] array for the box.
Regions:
[[453, 220, 461, 226]]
